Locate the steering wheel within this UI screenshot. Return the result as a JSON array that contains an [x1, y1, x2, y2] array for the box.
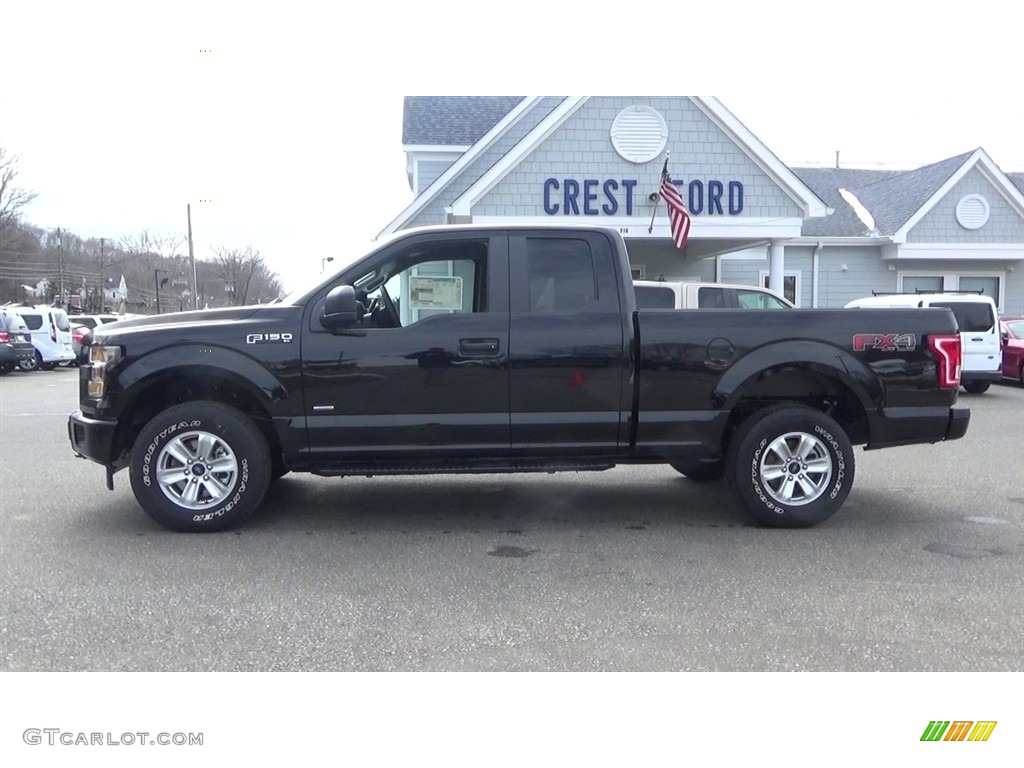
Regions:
[[377, 284, 401, 328]]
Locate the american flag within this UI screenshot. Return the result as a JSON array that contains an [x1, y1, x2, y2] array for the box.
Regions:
[[658, 159, 691, 249]]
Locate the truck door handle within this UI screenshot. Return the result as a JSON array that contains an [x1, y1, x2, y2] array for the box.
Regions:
[[971, 337, 983, 342], [459, 338, 500, 357]]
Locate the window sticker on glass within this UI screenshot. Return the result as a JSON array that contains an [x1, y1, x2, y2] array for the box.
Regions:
[[409, 276, 463, 310]]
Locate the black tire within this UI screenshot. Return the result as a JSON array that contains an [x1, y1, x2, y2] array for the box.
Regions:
[[39, 352, 55, 371], [725, 406, 855, 528], [963, 381, 990, 395], [17, 353, 38, 372], [669, 460, 724, 482], [129, 401, 271, 532]]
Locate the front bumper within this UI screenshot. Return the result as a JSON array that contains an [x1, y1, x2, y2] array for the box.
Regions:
[[68, 410, 119, 467], [866, 406, 971, 450]]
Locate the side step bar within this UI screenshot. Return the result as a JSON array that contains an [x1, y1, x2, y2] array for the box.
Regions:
[[311, 460, 616, 478]]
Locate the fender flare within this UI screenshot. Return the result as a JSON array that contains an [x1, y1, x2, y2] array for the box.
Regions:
[[115, 344, 290, 413], [713, 340, 882, 413]]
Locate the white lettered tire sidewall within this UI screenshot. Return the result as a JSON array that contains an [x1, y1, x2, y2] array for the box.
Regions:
[[728, 407, 855, 528], [129, 401, 271, 532]]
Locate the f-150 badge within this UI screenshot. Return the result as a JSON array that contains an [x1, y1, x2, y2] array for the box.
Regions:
[[246, 333, 293, 344], [852, 333, 916, 352]]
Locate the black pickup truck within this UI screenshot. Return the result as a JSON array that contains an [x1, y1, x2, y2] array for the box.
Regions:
[[68, 225, 969, 532]]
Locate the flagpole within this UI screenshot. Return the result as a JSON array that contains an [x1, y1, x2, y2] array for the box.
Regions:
[[648, 150, 670, 234]]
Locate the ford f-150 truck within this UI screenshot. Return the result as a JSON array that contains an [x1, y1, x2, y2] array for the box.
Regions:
[[68, 225, 969, 532]]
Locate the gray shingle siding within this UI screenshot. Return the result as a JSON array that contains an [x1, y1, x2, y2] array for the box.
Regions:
[[417, 160, 454, 195], [475, 97, 803, 220], [907, 166, 1024, 243]]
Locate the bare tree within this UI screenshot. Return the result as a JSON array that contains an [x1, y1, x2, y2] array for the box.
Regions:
[[0, 147, 39, 232], [213, 246, 276, 306]]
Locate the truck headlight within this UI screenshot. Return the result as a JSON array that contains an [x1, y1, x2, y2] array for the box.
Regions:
[[87, 345, 122, 398]]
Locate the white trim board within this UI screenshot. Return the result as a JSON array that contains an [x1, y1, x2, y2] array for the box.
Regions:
[[883, 243, 1024, 261]]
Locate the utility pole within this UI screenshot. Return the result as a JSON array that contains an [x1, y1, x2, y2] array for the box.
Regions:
[[57, 228, 64, 305], [187, 203, 198, 310], [154, 268, 169, 314], [98, 237, 106, 312]]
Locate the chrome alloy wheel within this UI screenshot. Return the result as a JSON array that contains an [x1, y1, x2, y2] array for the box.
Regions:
[[758, 431, 834, 506], [155, 430, 239, 510]]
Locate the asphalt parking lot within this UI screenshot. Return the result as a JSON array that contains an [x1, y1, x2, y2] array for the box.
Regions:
[[1, 368, 1021, 671]]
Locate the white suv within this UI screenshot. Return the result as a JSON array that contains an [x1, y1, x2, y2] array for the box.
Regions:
[[12, 305, 77, 370]]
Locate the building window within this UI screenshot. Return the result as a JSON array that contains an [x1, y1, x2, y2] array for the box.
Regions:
[[957, 275, 1000, 302], [898, 272, 1005, 310], [759, 271, 800, 307], [901, 275, 943, 293]]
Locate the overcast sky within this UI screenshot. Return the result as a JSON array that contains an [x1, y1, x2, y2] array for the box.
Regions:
[[2, 4, 1021, 294]]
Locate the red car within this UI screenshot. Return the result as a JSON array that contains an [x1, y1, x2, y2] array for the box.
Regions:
[[1000, 316, 1024, 383]]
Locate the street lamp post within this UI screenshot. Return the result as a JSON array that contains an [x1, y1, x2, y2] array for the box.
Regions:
[[322, 256, 334, 273]]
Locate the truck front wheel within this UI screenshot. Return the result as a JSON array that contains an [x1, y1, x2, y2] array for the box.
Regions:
[[726, 406, 855, 528], [129, 401, 272, 532]]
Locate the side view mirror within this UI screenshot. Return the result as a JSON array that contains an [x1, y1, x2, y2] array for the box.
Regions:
[[322, 285, 360, 329]]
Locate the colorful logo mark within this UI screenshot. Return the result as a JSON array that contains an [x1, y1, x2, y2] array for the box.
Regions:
[[921, 721, 997, 742]]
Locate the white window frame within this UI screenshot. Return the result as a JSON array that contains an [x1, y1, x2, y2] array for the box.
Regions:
[[759, 270, 801, 307]]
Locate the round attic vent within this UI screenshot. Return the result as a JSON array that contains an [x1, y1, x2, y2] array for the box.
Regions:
[[610, 105, 668, 164], [955, 194, 990, 230]]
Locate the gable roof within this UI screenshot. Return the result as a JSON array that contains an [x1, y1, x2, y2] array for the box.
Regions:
[[444, 95, 829, 220], [793, 167, 902, 236], [380, 97, 545, 236], [854, 151, 976, 237], [402, 97, 526, 145], [795, 150, 1024, 239]]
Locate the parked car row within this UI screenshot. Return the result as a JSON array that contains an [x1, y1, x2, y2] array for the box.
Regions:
[[0, 305, 135, 374], [1001, 316, 1024, 384]]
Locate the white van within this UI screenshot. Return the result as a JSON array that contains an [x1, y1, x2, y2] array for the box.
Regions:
[[844, 292, 1001, 394], [12, 305, 77, 370]]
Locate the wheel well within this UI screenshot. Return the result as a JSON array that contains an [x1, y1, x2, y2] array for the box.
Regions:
[[112, 374, 283, 469], [723, 367, 870, 450]]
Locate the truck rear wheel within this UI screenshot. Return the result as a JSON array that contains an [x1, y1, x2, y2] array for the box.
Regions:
[[726, 406, 855, 528], [129, 401, 271, 532]]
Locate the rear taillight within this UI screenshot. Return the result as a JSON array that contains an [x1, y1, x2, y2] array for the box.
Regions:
[[73, 330, 84, 343], [928, 334, 962, 389], [0, 331, 9, 343], [50, 322, 57, 342]]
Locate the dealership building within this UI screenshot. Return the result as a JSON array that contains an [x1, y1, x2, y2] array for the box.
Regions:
[[380, 97, 1024, 314]]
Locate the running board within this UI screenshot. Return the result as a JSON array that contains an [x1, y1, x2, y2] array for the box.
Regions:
[[311, 459, 616, 478]]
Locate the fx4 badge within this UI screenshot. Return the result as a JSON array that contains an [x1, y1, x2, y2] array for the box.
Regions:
[[246, 333, 293, 344], [853, 333, 916, 352]]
